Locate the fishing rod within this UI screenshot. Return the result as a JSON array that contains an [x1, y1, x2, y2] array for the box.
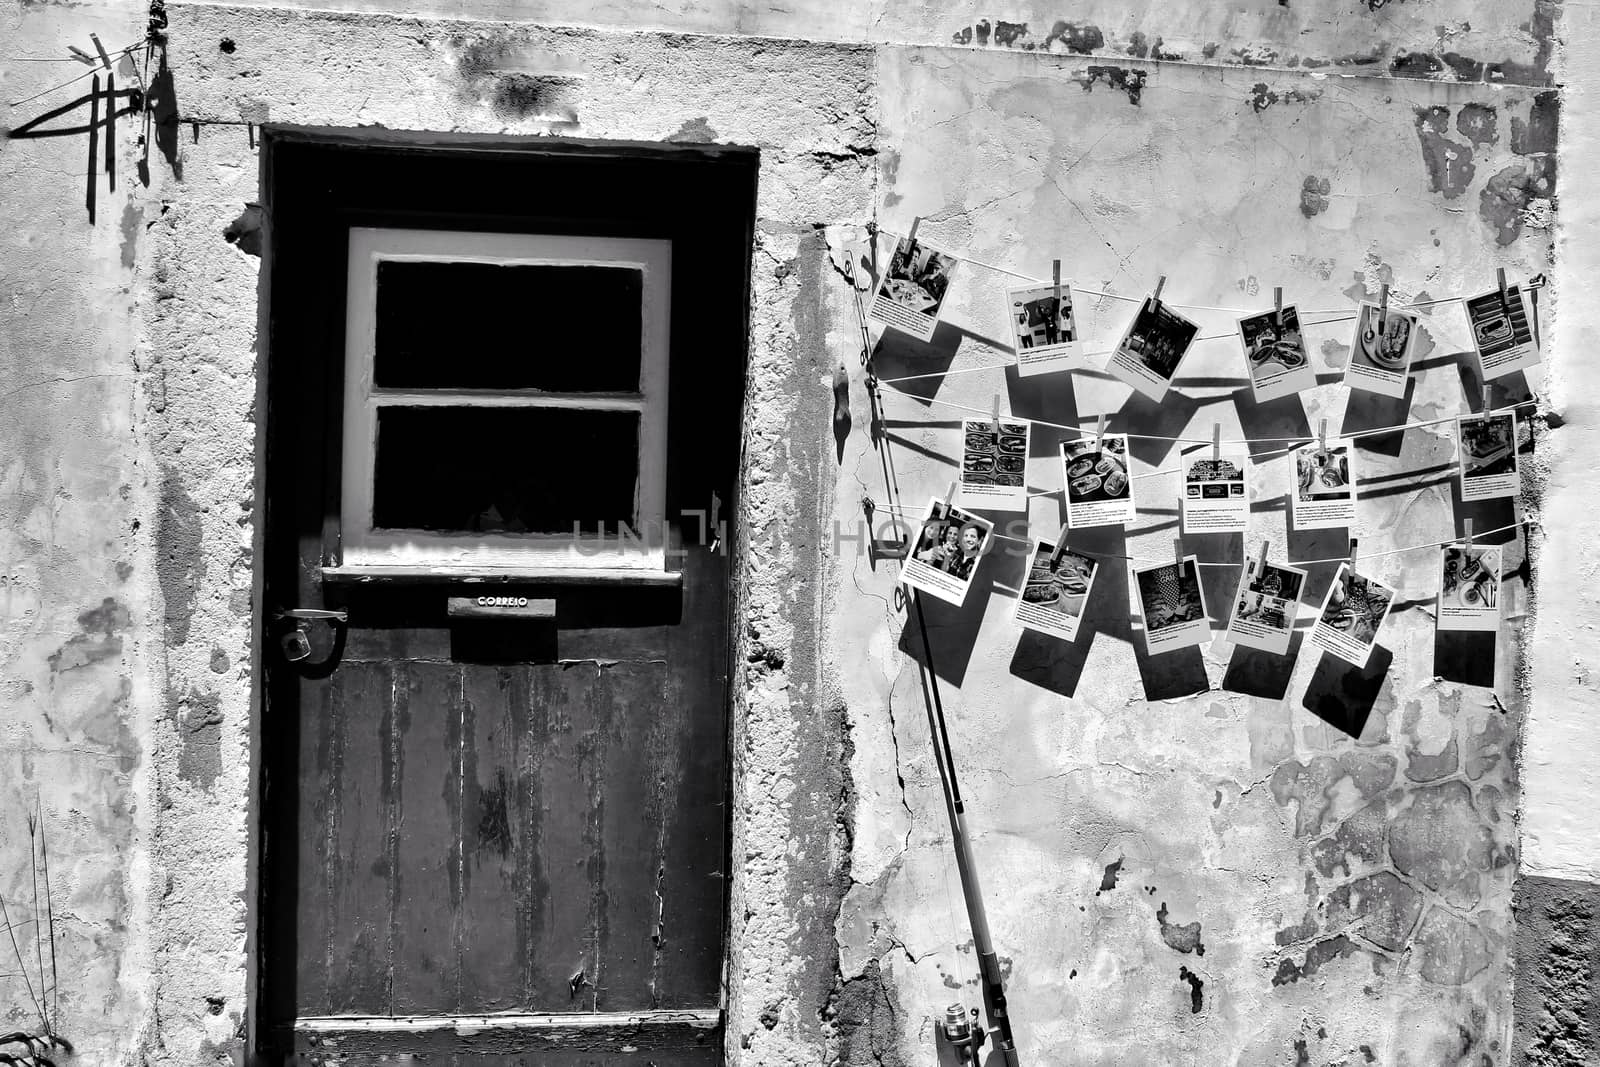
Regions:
[[847, 254, 1021, 1064]]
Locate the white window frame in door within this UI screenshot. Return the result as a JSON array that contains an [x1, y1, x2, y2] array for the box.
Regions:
[[335, 227, 672, 576]]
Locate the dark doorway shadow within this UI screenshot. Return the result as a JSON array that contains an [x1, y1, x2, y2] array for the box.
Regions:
[[1301, 645, 1392, 738]]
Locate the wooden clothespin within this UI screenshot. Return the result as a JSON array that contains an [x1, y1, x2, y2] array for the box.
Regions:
[[1095, 413, 1107, 452], [1273, 286, 1283, 327], [1174, 537, 1186, 566], [1464, 518, 1474, 548], [943, 479, 958, 512], [1318, 419, 1329, 459], [1051, 529, 1070, 567], [1152, 276, 1167, 306], [991, 394, 1002, 434], [1497, 267, 1510, 313], [906, 216, 921, 246], [1053, 260, 1063, 312], [89, 33, 113, 69], [1212, 424, 1222, 463], [1257, 539, 1270, 577], [1347, 537, 1360, 574], [1378, 283, 1389, 332]]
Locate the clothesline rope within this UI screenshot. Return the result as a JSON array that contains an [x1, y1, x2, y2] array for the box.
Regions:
[[894, 391, 1529, 447], [868, 225, 1547, 316]]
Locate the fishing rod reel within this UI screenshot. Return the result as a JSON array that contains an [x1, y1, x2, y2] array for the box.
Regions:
[[934, 1002, 989, 1066]]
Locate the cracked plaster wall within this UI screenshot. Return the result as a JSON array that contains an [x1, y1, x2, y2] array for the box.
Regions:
[[0, 0, 1585, 1065]]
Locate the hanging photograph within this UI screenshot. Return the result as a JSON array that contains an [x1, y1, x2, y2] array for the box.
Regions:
[[1061, 433, 1136, 529], [1457, 412, 1520, 502], [1181, 446, 1248, 534], [1107, 295, 1200, 402], [1344, 303, 1420, 398], [868, 235, 959, 342], [1133, 555, 1211, 655], [1438, 542, 1502, 632], [1309, 561, 1395, 667], [960, 418, 1030, 512], [1238, 305, 1316, 403], [1007, 282, 1082, 376], [901, 498, 994, 606], [1465, 283, 1540, 380], [1015, 539, 1099, 642], [1225, 554, 1307, 655], [1291, 442, 1357, 530]]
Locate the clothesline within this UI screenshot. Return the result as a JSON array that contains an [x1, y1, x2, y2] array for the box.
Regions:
[[895, 391, 1528, 447], [869, 225, 1547, 316], [872, 502, 1530, 569]]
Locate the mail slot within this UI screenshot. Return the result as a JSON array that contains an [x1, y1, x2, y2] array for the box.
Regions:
[[446, 595, 556, 620]]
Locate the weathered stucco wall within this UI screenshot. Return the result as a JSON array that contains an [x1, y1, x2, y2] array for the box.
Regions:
[[0, 0, 1588, 1063]]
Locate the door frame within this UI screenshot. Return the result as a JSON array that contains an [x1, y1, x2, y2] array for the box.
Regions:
[[251, 126, 758, 1062]]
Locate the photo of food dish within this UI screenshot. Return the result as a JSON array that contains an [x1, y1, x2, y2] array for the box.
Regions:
[[1233, 563, 1304, 633], [1015, 542, 1099, 641], [1296, 445, 1352, 502], [1441, 545, 1499, 610], [1459, 413, 1516, 478], [879, 238, 954, 315], [1062, 437, 1129, 504], [1318, 569, 1391, 644], [1353, 305, 1415, 370], [959, 419, 1030, 507], [1239, 307, 1307, 370]]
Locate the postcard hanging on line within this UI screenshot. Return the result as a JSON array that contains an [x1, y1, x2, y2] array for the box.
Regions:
[[1225, 555, 1307, 656], [1015, 540, 1099, 643], [1181, 446, 1248, 534], [1291, 441, 1357, 531], [901, 498, 994, 606], [1007, 283, 1082, 376], [1309, 561, 1395, 667], [1133, 556, 1211, 655], [1465, 284, 1540, 380], [1457, 412, 1519, 502], [868, 235, 959, 343], [1061, 433, 1136, 530], [1238, 305, 1316, 404], [1107, 296, 1199, 402], [1345, 303, 1420, 399], [960, 418, 1030, 512], [1438, 542, 1502, 632]]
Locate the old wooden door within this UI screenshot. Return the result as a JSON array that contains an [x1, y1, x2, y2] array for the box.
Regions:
[[255, 131, 756, 1065]]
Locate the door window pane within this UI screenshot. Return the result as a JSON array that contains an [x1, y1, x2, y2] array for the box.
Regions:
[[374, 261, 644, 392], [372, 406, 640, 534]]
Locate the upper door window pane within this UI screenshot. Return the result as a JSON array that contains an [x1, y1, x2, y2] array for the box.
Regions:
[[373, 261, 643, 392]]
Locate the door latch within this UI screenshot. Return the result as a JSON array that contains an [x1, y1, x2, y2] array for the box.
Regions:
[[272, 608, 348, 665]]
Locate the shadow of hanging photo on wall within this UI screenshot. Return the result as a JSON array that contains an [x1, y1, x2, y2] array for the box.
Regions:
[[1008, 526, 1132, 698], [1341, 376, 1417, 459], [1231, 391, 1312, 462], [1302, 645, 1393, 739], [1222, 628, 1305, 700]]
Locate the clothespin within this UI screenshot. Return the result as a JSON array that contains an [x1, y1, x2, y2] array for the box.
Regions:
[[1347, 537, 1359, 574], [1152, 276, 1167, 306], [1464, 518, 1474, 548], [991, 394, 1002, 434], [907, 216, 921, 246], [1174, 537, 1186, 567], [1378, 283, 1389, 332], [89, 33, 113, 68], [1053, 260, 1063, 315], [1257, 539, 1270, 577], [1273, 286, 1283, 327], [943, 480, 958, 511], [1212, 424, 1222, 463], [1497, 267, 1510, 314], [1318, 419, 1328, 459], [1051, 529, 1070, 567], [1095, 414, 1107, 452]]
